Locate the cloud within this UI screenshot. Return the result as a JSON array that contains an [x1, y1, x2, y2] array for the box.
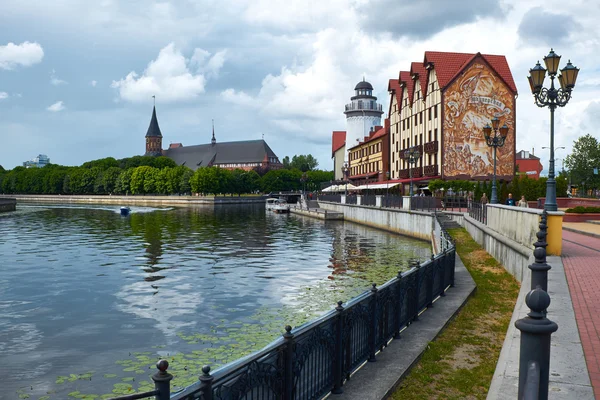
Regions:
[[47, 101, 65, 112], [50, 69, 67, 85], [0, 92, 8, 100], [518, 7, 581, 46], [90, 80, 97, 87], [220, 88, 255, 107], [358, 0, 507, 39], [111, 43, 227, 103], [0, 41, 44, 70]]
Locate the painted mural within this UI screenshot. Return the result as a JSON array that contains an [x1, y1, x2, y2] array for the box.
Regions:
[[443, 61, 515, 179]]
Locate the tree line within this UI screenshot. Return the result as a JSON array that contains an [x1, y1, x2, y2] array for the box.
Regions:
[[0, 155, 334, 196]]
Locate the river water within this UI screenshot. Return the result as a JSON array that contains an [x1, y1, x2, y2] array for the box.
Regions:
[[0, 203, 430, 399]]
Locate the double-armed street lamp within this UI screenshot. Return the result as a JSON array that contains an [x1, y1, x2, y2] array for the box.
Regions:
[[404, 147, 420, 197], [528, 49, 580, 211], [483, 117, 509, 204]]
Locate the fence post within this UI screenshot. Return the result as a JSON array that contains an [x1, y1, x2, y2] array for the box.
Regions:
[[332, 301, 344, 394], [426, 258, 434, 308], [198, 365, 214, 400], [515, 287, 558, 400], [531, 211, 550, 292], [152, 360, 173, 400], [283, 325, 295, 400], [368, 283, 378, 362], [412, 261, 421, 321], [394, 270, 403, 338]]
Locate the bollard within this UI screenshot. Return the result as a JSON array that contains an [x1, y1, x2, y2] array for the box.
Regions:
[[152, 360, 173, 400], [283, 325, 295, 400], [198, 365, 214, 400], [332, 301, 344, 394], [530, 211, 550, 292], [515, 287, 558, 400]]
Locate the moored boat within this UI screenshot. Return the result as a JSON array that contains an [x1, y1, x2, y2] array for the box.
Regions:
[[272, 199, 290, 214], [120, 207, 131, 216]]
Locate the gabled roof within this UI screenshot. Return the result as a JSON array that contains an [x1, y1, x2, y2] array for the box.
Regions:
[[423, 51, 517, 94], [410, 62, 428, 100], [145, 106, 163, 137], [399, 71, 413, 104], [516, 150, 540, 160], [164, 139, 279, 171], [332, 131, 346, 157], [388, 79, 403, 111]]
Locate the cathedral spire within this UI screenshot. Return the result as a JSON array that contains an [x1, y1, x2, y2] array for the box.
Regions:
[[145, 100, 163, 156], [211, 119, 216, 146]]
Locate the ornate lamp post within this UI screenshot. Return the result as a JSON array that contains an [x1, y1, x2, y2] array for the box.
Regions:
[[404, 147, 420, 197], [483, 117, 509, 204], [528, 49, 580, 211], [386, 171, 390, 207], [342, 162, 349, 197]]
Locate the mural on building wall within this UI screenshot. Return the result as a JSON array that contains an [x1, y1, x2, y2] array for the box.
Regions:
[[443, 61, 515, 179]]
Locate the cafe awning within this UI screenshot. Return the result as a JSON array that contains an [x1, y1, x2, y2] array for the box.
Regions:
[[355, 183, 400, 190]]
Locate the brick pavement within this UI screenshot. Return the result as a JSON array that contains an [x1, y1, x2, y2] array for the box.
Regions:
[[562, 230, 600, 399]]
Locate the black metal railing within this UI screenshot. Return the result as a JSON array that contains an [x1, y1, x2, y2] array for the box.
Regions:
[[468, 201, 487, 224], [410, 196, 441, 211], [361, 194, 377, 207], [318, 194, 342, 203], [439, 196, 468, 211]]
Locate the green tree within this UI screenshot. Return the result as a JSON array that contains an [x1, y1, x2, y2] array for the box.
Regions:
[[130, 166, 158, 194], [500, 180, 509, 203], [282, 156, 291, 169], [290, 154, 319, 171], [180, 167, 194, 194], [82, 157, 119, 170], [474, 181, 482, 201], [565, 134, 600, 192], [115, 168, 135, 194], [99, 167, 122, 194]]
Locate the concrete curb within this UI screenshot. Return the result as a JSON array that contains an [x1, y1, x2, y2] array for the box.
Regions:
[[562, 226, 600, 239], [332, 255, 476, 400]]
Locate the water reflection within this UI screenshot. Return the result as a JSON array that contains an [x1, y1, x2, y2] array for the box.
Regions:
[[0, 203, 430, 398]]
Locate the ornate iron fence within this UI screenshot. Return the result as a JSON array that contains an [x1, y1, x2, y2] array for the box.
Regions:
[[111, 220, 456, 400], [410, 196, 440, 211]]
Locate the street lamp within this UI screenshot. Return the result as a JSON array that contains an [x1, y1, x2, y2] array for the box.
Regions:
[[528, 49, 580, 211], [483, 117, 509, 204], [404, 147, 420, 197]]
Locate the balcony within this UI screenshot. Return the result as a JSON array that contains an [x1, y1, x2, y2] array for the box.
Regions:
[[399, 169, 410, 179], [344, 102, 383, 113], [399, 145, 423, 160], [424, 140, 438, 154], [424, 164, 438, 176], [398, 167, 423, 179]]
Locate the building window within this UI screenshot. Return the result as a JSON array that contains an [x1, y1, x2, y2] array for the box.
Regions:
[[434, 104, 438, 118], [434, 128, 438, 141], [420, 112, 423, 124], [428, 130, 432, 141], [428, 108, 432, 120], [414, 115, 417, 125]]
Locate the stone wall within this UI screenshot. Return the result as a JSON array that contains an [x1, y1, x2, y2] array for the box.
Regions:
[[0, 194, 265, 207], [463, 213, 533, 282], [319, 202, 433, 241]]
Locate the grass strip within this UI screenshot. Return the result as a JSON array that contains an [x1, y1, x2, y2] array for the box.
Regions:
[[389, 227, 520, 400]]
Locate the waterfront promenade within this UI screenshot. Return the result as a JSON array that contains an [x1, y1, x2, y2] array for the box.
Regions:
[[562, 229, 600, 399]]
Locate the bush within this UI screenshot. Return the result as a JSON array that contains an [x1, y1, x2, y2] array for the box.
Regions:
[[565, 206, 600, 213]]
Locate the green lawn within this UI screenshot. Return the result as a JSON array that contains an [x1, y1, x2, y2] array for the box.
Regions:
[[389, 228, 520, 400]]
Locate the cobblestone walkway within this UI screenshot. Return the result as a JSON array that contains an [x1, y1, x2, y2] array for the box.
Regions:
[[562, 230, 600, 399]]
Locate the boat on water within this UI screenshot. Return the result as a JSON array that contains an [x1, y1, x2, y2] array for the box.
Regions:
[[266, 198, 290, 213], [120, 207, 131, 216], [272, 199, 290, 214]]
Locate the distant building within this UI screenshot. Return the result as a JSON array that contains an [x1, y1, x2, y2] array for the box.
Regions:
[[143, 106, 283, 172], [23, 154, 50, 168], [388, 51, 517, 193], [516, 149, 543, 179], [348, 119, 390, 184], [332, 79, 384, 181]]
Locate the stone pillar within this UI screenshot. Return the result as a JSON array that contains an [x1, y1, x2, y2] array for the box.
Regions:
[[356, 195, 362, 206], [375, 195, 382, 207], [341, 194, 346, 204], [402, 196, 411, 210], [546, 212, 564, 256]]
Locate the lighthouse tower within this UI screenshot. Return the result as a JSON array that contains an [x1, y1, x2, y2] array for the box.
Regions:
[[344, 78, 383, 162]]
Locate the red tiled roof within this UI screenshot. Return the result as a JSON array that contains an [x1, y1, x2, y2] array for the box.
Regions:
[[423, 51, 517, 94], [169, 143, 183, 149], [399, 71, 413, 104], [388, 79, 403, 112], [332, 131, 346, 157], [410, 62, 428, 100]]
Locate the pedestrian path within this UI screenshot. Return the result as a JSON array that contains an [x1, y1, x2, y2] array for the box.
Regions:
[[563, 222, 600, 239], [562, 230, 600, 399]]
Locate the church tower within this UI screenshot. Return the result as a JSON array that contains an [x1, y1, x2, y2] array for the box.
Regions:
[[145, 106, 163, 156], [343, 78, 383, 162]]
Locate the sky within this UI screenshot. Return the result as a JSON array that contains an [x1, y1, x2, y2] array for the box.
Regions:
[[0, 0, 599, 172]]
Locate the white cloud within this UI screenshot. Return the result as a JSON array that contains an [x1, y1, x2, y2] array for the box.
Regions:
[[90, 80, 97, 87], [220, 88, 255, 107], [0, 41, 44, 70], [47, 101, 65, 112], [111, 43, 228, 103], [0, 92, 8, 100], [50, 69, 67, 85]]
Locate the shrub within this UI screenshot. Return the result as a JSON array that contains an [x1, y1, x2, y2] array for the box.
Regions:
[[565, 206, 600, 213]]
